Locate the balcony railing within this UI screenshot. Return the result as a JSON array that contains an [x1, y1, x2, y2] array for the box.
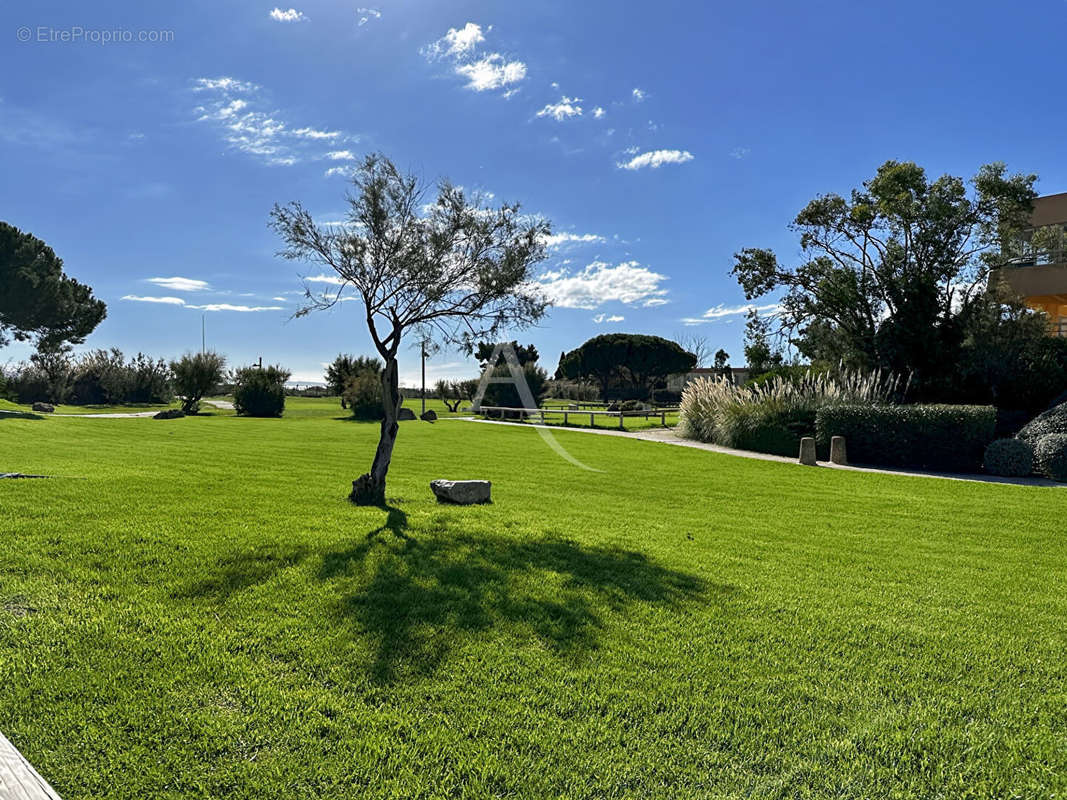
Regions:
[[1054, 319, 1067, 338], [1002, 246, 1067, 268]]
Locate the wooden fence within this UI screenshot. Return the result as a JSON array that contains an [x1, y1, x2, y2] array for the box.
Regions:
[[474, 405, 675, 429]]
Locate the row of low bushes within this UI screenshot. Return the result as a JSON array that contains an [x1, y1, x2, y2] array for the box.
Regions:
[[679, 366, 1067, 479], [3, 348, 173, 406], [815, 405, 996, 473], [677, 369, 901, 458], [979, 402, 1067, 481], [2, 348, 292, 419]]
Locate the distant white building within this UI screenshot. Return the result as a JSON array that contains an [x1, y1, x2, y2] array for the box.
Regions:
[[667, 367, 750, 393]]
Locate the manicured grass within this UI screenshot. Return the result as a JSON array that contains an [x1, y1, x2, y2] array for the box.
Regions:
[[1, 412, 1065, 798], [0, 398, 177, 415]]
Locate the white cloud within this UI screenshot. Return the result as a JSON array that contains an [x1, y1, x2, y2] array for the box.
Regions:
[[456, 55, 527, 92], [541, 231, 605, 248], [325, 150, 356, 160], [324, 166, 354, 177], [424, 22, 486, 60], [592, 106, 605, 119], [632, 87, 647, 102], [122, 295, 186, 305], [146, 276, 210, 292], [617, 149, 694, 170], [269, 8, 307, 22], [187, 303, 284, 312], [291, 126, 340, 140], [423, 23, 525, 96], [305, 274, 345, 285], [271, 296, 288, 302], [730, 146, 751, 159], [357, 7, 381, 26], [536, 96, 583, 121], [193, 77, 258, 93], [681, 302, 781, 325], [593, 313, 625, 323], [643, 297, 669, 308], [192, 77, 354, 167], [535, 260, 668, 309]]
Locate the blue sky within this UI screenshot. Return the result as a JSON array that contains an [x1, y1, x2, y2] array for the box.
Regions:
[[3, 0, 1067, 385]]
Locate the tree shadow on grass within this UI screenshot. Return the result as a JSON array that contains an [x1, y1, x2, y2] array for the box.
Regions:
[[175, 505, 723, 684], [318, 509, 721, 684], [0, 411, 44, 421], [175, 545, 310, 602]]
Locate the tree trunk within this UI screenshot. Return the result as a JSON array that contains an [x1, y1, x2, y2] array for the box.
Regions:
[[350, 357, 401, 505]]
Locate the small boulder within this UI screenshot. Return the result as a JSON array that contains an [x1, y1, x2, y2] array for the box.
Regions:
[[398, 407, 417, 421], [420, 409, 438, 422], [154, 409, 186, 420], [31, 402, 54, 413], [430, 479, 491, 505], [798, 437, 817, 466]]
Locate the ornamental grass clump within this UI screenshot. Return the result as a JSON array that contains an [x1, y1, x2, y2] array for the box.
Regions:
[[678, 369, 901, 457]]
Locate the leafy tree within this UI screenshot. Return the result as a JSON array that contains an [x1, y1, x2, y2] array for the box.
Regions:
[[326, 354, 382, 407], [481, 363, 549, 414], [271, 153, 550, 505], [69, 348, 129, 405], [345, 372, 384, 419], [28, 346, 73, 404], [233, 364, 290, 417], [435, 378, 479, 412], [713, 348, 731, 380], [742, 309, 784, 377], [126, 353, 173, 404], [170, 351, 226, 413], [475, 341, 539, 368], [556, 333, 696, 401], [731, 160, 1037, 398], [0, 222, 107, 351]]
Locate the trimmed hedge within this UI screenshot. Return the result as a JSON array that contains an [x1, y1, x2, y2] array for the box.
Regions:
[[724, 405, 817, 458], [983, 438, 1033, 477], [1034, 434, 1067, 482], [1017, 402, 1067, 444], [816, 404, 996, 472]]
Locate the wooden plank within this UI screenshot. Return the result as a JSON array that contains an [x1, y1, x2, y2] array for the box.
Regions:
[[0, 732, 62, 800]]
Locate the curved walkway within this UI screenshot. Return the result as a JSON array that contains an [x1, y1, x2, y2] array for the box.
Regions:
[[450, 417, 1064, 488]]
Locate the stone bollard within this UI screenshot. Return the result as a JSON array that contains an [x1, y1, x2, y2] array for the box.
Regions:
[[798, 437, 817, 466], [830, 435, 848, 465]]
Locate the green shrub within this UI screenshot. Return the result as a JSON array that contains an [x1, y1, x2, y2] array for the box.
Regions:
[[983, 438, 1034, 477], [1017, 402, 1067, 444], [678, 369, 900, 456], [816, 405, 996, 472], [722, 403, 817, 458], [344, 372, 383, 420], [481, 363, 548, 413], [232, 365, 290, 418], [171, 351, 226, 413], [1033, 434, 1067, 482]]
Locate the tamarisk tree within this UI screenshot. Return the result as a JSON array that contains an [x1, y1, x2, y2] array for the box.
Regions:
[[270, 154, 550, 505]]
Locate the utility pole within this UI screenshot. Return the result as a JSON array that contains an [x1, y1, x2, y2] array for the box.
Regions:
[[201, 315, 205, 354], [421, 340, 427, 415]]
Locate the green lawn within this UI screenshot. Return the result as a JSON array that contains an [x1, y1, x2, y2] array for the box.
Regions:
[[1, 410, 1065, 798], [0, 398, 178, 416]]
